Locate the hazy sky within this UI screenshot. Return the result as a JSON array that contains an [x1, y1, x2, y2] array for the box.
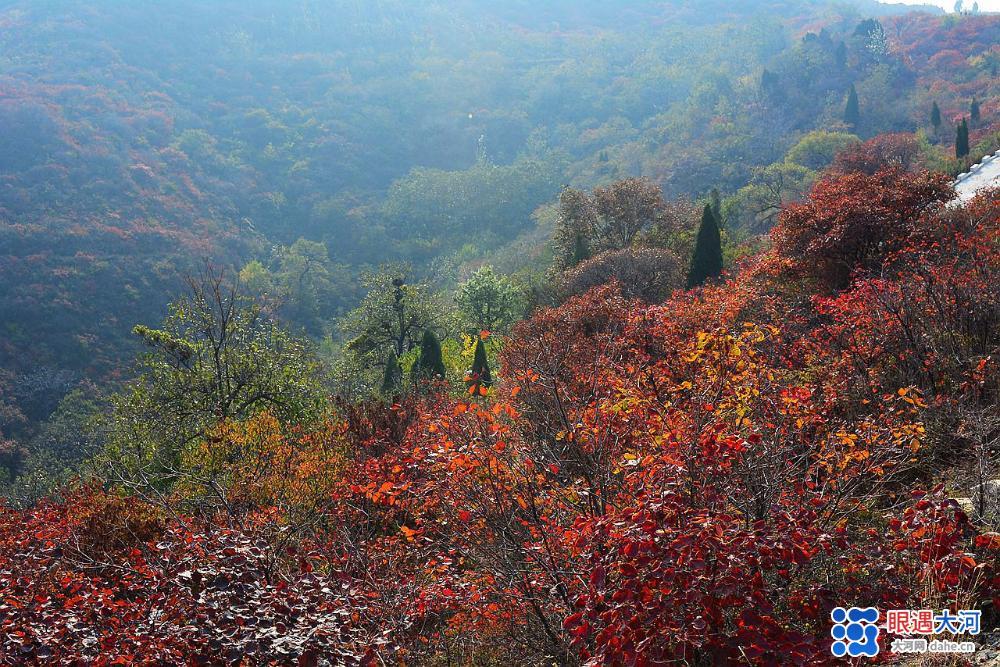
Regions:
[[885, 0, 1000, 10]]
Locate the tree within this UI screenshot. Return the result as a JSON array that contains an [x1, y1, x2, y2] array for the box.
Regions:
[[835, 40, 847, 69], [759, 69, 783, 102], [971, 97, 981, 126], [709, 188, 723, 227], [342, 269, 443, 364], [931, 102, 942, 132], [686, 204, 724, 288], [553, 179, 670, 272], [412, 329, 446, 383], [591, 178, 667, 251], [102, 268, 325, 495], [726, 161, 817, 233], [844, 84, 860, 129], [466, 336, 492, 395], [239, 239, 353, 337], [852, 19, 888, 63], [381, 350, 403, 396], [560, 248, 683, 304], [785, 131, 860, 171], [773, 168, 953, 289], [456, 266, 523, 335], [956, 117, 970, 159], [832, 133, 921, 176], [552, 187, 596, 271]]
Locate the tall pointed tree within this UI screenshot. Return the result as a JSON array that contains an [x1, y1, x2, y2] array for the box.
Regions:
[[844, 84, 860, 129], [381, 350, 402, 395], [686, 204, 724, 289], [835, 41, 848, 69], [956, 118, 970, 159], [467, 337, 492, 396], [412, 329, 446, 383], [709, 188, 724, 228], [970, 97, 981, 126], [931, 102, 941, 132]]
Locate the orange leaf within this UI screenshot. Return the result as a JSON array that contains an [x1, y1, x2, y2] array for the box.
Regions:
[[975, 533, 1000, 549]]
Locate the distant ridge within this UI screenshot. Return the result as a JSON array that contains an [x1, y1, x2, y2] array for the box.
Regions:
[[869, 1, 946, 13]]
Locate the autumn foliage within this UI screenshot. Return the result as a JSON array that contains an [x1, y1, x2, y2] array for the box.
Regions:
[[3, 166, 1000, 663]]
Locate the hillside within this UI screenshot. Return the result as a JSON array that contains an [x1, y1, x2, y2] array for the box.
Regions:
[[2, 1, 998, 381], [1, 2, 1000, 663], [2, 155, 999, 664]]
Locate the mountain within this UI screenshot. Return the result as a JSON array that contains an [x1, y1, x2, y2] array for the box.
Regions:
[[0, 0, 996, 385]]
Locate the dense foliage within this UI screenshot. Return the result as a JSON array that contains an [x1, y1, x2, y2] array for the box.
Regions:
[[3, 1, 1000, 664], [2, 162, 999, 663]]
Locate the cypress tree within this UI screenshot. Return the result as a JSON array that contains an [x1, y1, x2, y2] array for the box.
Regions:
[[467, 337, 492, 396], [956, 118, 970, 159], [709, 188, 723, 227], [412, 329, 446, 383], [844, 84, 860, 128], [931, 102, 941, 131], [686, 204, 724, 289], [571, 230, 590, 267], [381, 350, 402, 395], [971, 97, 981, 126]]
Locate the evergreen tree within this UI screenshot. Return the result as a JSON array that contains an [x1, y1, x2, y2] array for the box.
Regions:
[[956, 118, 970, 159], [931, 102, 941, 131], [381, 350, 402, 395], [686, 204, 724, 289], [835, 41, 847, 69], [971, 97, 981, 126], [412, 329, 446, 383], [553, 187, 594, 270], [760, 69, 783, 101], [844, 84, 860, 129], [467, 337, 492, 395], [709, 188, 723, 228]]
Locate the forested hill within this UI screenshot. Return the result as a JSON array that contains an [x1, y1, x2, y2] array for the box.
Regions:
[[1, 1, 998, 377], [3, 4, 1000, 661]]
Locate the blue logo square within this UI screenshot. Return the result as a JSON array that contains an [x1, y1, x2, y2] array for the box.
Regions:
[[831, 607, 880, 657]]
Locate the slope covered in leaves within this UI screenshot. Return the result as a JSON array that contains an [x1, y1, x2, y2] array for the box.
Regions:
[[1, 159, 999, 663]]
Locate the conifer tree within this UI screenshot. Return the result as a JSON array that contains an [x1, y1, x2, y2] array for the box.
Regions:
[[931, 102, 941, 132], [467, 337, 492, 395], [956, 117, 970, 159], [381, 350, 402, 395], [970, 97, 981, 126], [844, 84, 860, 129], [835, 41, 847, 69], [709, 188, 723, 227], [412, 329, 446, 383], [686, 204, 724, 289]]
